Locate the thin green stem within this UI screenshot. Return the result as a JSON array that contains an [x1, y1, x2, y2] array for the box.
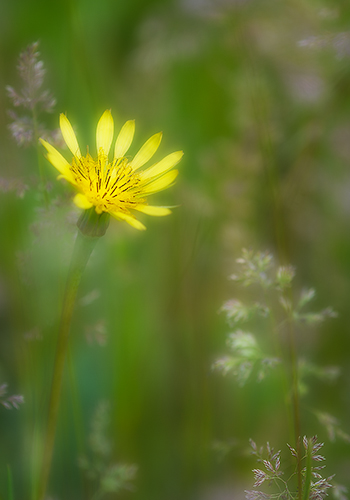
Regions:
[[37, 232, 98, 500], [302, 439, 312, 500], [7, 465, 14, 500], [262, 288, 294, 443], [285, 308, 302, 500]]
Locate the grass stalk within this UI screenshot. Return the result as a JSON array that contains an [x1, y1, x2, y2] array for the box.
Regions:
[[302, 439, 312, 500], [7, 465, 14, 500], [286, 308, 302, 500]]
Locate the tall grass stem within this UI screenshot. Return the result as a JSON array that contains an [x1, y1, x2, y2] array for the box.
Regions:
[[286, 308, 302, 500]]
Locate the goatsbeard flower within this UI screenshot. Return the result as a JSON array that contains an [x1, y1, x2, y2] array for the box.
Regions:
[[40, 110, 183, 230]]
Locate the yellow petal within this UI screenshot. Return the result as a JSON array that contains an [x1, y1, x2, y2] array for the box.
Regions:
[[96, 110, 114, 155], [40, 138, 77, 185], [73, 193, 94, 209], [129, 132, 162, 171], [114, 120, 135, 159], [134, 205, 172, 216], [110, 210, 146, 230], [141, 169, 179, 194], [142, 151, 183, 180], [60, 114, 81, 157]]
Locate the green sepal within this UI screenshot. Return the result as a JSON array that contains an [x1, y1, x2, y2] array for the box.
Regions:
[[77, 208, 110, 237]]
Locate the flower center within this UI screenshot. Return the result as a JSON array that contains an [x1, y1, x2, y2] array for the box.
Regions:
[[71, 151, 145, 214]]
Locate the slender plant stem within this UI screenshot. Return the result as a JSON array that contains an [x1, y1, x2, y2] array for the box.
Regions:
[[302, 439, 312, 500], [286, 308, 302, 500], [7, 464, 14, 500], [262, 287, 294, 441], [37, 232, 98, 500]]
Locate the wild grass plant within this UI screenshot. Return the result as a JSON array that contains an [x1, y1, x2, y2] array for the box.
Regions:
[[214, 249, 348, 500]]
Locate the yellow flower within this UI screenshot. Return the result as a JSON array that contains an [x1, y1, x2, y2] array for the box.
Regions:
[[40, 110, 183, 230]]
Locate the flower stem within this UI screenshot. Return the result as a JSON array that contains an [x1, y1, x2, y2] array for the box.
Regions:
[[37, 231, 98, 500]]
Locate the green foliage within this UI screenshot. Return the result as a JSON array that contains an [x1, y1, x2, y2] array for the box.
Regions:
[[213, 330, 280, 385], [314, 412, 350, 444], [216, 249, 338, 391], [230, 249, 274, 289]]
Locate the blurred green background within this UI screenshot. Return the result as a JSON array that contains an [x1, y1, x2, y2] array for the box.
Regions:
[[1, 0, 350, 499]]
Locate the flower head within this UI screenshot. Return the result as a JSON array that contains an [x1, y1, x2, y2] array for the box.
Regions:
[[40, 110, 183, 230]]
